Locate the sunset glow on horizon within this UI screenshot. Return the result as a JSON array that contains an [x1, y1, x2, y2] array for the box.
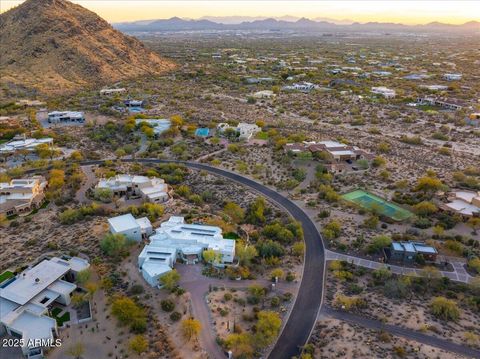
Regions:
[[1, 0, 479, 25]]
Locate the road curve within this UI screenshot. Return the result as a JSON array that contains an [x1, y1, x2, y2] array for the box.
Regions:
[[81, 158, 326, 359]]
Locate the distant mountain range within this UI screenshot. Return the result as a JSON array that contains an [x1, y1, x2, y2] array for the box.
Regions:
[[114, 17, 480, 33]]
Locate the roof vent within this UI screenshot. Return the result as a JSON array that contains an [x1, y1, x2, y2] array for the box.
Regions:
[[35, 278, 40, 283]]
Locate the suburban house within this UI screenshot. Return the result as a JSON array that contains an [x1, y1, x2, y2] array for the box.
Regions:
[[371, 71, 392, 77], [0, 135, 54, 154], [135, 118, 171, 136], [217, 122, 261, 140], [0, 176, 48, 216], [403, 74, 430, 80], [96, 174, 170, 203], [443, 73, 462, 81], [385, 242, 438, 263], [99, 88, 126, 96], [244, 77, 274, 84], [284, 141, 373, 163], [416, 96, 465, 110], [138, 216, 235, 287], [371, 86, 396, 98], [282, 82, 318, 92], [108, 213, 153, 241], [47, 111, 85, 124], [419, 85, 448, 91], [124, 100, 144, 108], [0, 257, 89, 358], [443, 190, 480, 217]]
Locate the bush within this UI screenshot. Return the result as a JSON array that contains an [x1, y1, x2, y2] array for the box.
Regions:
[[170, 311, 182, 321], [367, 235, 391, 254], [161, 299, 175, 312], [430, 297, 460, 321]]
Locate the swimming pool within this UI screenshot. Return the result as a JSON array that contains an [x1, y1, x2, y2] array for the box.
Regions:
[[195, 128, 210, 137], [342, 189, 413, 221]]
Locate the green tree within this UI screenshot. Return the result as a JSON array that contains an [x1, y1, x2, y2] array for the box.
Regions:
[[246, 197, 266, 224], [76, 269, 91, 285], [202, 249, 221, 265], [181, 318, 202, 341], [224, 333, 254, 358], [270, 268, 285, 281], [430, 297, 460, 321], [468, 257, 480, 274], [223, 202, 245, 223], [413, 201, 438, 217], [93, 188, 113, 203], [129, 335, 148, 354], [367, 235, 391, 253], [159, 269, 180, 291], [236, 242, 258, 266], [253, 311, 282, 348], [292, 241, 305, 257], [100, 233, 129, 259]]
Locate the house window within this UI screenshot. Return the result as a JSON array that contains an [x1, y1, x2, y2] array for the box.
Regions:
[[40, 296, 49, 304]]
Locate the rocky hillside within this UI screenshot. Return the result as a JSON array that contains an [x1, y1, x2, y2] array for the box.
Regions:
[[0, 0, 175, 94]]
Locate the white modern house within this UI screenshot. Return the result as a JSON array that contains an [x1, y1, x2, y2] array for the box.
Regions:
[[47, 111, 85, 123], [444, 191, 480, 217], [108, 213, 153, 241], [99, 88, 126, 96], [0, 257, 89, 358], [253, 90, 276, 99], [282, 82, 318, 92], [138, 216, 235, 287], [0, 136, 54, 154], [96, 175, 169, 203], [443, 73, 462, 81], [0, 176, 48, 216], [371, 86, 396, 98], [217, 122, 261, 140]]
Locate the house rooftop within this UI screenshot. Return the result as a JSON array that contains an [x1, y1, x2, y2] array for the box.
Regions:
[[108, 213, 140, 233], [0, 260, 70, 305]]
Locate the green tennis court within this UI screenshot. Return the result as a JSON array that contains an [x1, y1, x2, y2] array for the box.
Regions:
[[342, 189, 413, 221]]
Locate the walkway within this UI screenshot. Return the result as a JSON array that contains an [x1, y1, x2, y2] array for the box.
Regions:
[[325, 250, 473, 283], [75, 165, 96, 204], [322, 306, 480, 358]]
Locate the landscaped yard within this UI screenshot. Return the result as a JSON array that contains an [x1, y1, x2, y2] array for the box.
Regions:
[[51, 307, 71, 326], [0, 271, 14, 284]]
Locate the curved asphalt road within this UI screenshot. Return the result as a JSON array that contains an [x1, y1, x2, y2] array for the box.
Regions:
[[81, 158, 326, 359]]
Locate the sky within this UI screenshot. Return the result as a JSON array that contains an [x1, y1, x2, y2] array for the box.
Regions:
[[1, 1, 479, 25]]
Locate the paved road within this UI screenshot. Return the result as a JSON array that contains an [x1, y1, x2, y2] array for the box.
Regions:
[[326, 250, 473, 283], [322, 306, 480, 359], [78, 158, 477, 358], [81, 158, 326, 359]]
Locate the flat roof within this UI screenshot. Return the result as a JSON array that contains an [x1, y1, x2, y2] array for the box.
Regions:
[[108, 213, 140, 232], [0, 260, 70, 305], [445, 200, 479, 216], [9, 311, 56, 345], [136, 217, 152, 230], [0, 297, 19, 321]]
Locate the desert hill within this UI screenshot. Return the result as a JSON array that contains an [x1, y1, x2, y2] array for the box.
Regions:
[[0, 0, 175, 94]]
